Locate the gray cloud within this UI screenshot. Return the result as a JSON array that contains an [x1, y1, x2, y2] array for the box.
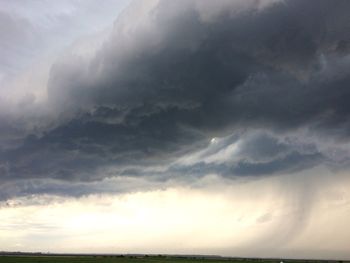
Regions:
[[1, 0, 350, 199], [167, 131, 326, 177], [0, 10, 37, 76], [47, 0, 350, 135]]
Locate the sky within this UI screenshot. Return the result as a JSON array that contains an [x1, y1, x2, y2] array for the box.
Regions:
[[0, 0, 350, 260]]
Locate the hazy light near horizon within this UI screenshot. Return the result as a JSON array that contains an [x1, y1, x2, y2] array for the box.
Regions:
[[0, 172, 349, 259]]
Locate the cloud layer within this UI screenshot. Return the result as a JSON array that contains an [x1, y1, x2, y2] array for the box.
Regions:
[[1, 0, 350, 200]]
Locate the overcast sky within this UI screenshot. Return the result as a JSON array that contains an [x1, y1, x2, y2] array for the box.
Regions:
[[0, 0, 350, 259]]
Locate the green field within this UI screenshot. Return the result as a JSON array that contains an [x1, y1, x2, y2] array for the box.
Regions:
[[0, 255, 339, 263]]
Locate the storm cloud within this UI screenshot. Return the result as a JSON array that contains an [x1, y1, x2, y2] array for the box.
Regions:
[[1, 0, 350, 200]]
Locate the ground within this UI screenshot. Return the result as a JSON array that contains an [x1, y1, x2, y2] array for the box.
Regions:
[[0, 255, 346, 263]]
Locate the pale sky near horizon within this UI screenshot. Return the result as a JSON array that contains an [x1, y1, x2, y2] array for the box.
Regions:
[[0, 0, 350, 260]]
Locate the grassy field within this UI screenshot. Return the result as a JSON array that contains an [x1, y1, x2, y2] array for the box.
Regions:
[[0, 255, 341, 263]]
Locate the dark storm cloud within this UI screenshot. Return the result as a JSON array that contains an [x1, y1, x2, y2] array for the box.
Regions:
[[1, 0, 350, 199], [48, 0, 350, 133], [0, 105, 204, 182]]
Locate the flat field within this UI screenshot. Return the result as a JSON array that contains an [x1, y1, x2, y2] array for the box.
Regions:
[[0, 255, 339, 263]]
